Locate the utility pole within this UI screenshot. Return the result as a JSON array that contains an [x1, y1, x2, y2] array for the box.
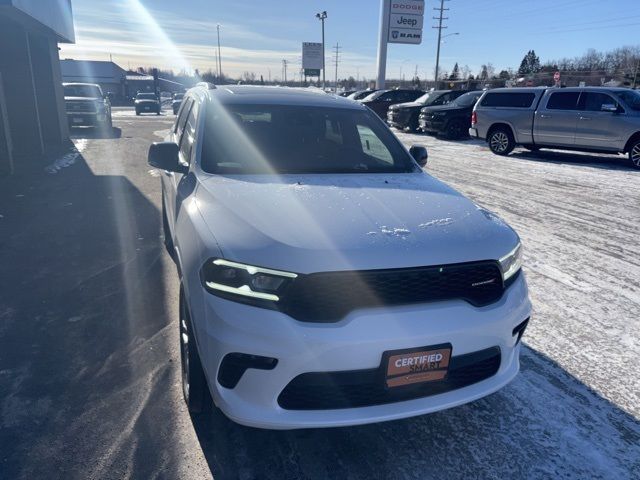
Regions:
[[433, 0, 449, 87], [333, 43, 341, 92], [316, 11, 327, 90], [282, 59, 288, 85], [216, 24, 223, 80]]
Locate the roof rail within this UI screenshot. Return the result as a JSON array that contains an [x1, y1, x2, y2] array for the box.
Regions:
[[196, 82, 217, 90]]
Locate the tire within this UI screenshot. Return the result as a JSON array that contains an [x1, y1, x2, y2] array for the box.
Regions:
[[445, 119, 467, 139], [135, 111, 140, 116], [409, 114, 420, 133], [179, 286, 213, 414], [629, 138, 640, 169], [488, 127, 515, 155]]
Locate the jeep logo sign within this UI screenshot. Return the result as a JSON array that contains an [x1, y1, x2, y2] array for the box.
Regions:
[[387, 0, 424, 45]]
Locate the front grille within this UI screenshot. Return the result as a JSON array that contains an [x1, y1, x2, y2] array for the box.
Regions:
[[66, 101, 96, 113], [278, 346, 501, 410], [279, 261, 504, 323]]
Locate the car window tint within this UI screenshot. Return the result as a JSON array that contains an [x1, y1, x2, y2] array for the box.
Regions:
[[581, 92, 617, 112], [175, 98, 193, 135], [179, 102, 198, 165], [325, 118, 343, 145], [546, 92, 580, 110], [481, 92, 536, 108], [356, 125, 393, 165]]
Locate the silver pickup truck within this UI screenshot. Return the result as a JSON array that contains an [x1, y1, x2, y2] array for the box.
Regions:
[[470, 87, 640, 169]]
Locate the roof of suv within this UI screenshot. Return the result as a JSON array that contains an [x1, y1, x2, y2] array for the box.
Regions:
[[199, 85, 366, 110]]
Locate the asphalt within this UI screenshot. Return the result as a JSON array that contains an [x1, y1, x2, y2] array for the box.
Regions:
[[0, 108, 638, 480]]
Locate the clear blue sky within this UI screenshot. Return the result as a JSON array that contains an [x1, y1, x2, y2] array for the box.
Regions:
[[60, 0, 640, 81]]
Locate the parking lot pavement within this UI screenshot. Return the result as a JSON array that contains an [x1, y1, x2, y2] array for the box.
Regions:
[[0, 117, 638, 480]]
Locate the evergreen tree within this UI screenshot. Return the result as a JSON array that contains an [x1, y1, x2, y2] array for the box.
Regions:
[[450, 62, 460, 80]]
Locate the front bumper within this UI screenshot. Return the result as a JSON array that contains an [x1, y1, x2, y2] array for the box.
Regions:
[[191, 272, 532, 429], [419, 116, 446, 134], [66, 112, 108, 127], [136, 103, 160, 113]]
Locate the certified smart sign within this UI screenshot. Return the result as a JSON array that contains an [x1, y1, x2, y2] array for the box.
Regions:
[[388, 0, 424, 44]]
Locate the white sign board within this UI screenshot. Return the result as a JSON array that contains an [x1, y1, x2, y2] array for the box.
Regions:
[[302, 42, 323, 70], [388, 1, 424, 44]]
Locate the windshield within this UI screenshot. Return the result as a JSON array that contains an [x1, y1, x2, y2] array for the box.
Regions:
[[137, 93, 157, 100], [361, 90, 385, 102], [174, 93, 184, 100], [202, 104, 416, 174], [452, 92, 481, 107], [615, 90, 640, 111], [64, 85, 102, 98]]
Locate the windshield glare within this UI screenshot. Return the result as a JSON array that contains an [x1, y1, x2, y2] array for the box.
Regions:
[[202, 104, 416, 174], [615, 90, 640, 110], [64, 85, 102, 98]]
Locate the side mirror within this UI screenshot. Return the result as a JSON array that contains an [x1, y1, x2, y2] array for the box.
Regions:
[[410, 145, 429, 167], [601, 103, 617, 113], [148, 142, 186, 173]]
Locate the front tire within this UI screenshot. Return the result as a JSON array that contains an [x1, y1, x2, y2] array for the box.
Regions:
[[179, 287, 213, 414], [445, 119, 467, 139], [488, 127, 515, 155], [629, 139, 640, 169]]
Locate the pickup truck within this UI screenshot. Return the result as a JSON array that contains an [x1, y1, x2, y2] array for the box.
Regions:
[[470, 87, 640, 169], [63, 82, 112, 129]]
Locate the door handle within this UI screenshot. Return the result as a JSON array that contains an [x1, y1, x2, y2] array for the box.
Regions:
[[579, 116, 591, 121], [539, 114, 552, 119]]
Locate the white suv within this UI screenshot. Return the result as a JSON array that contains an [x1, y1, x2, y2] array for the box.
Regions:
[[148, 84, 532, 430]]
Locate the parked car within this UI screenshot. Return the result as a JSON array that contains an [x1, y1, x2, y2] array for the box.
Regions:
[[347, 89, 379, 101], [419, 91, 483, 139], [135, 92, 161, 115], [361, 89, 425, 118], [387, 90, 469, 131], [63, 82, 112, 128], [470, 87, 640, 169], [147, 84, 531, 429], [172, 92, 185, 115]]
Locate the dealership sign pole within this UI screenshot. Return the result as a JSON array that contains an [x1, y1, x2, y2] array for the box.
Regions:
[[376, 0, 424, 89]]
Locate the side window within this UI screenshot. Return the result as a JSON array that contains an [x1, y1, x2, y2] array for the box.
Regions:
[[357, 124, 393, 165], [440, 93, 454, 104], [175, 98, 193, 136], [546, 92, 580, 110], [581, 92, 618, 112], [481, 92, 536, 108], [380, 92, 395, 102], [179, 102, 198, 165]]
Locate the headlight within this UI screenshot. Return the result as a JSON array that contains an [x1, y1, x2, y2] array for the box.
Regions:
[[499, 243, 522, 282], [201, 258, 297, 302], [432, 112, 447, 117]]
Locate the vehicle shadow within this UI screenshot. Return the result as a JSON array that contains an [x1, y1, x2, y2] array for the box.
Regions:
[[510, 148, 634, 171], [190, 345, 640, 480], [0, 150, 184, 479], [70, 126, 122, 139]]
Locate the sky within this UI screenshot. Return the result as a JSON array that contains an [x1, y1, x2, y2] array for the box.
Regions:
[[59, 0, 640, 81]]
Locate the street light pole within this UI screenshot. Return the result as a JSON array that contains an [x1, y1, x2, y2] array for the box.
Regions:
[[316, 11, 327, 90], [216, 24, 223, 80]]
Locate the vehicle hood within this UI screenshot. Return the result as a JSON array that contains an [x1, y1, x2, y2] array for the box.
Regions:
[[194, 173, 519, 273], [421, 104, 467, 114], [391, 101, 423, 111]]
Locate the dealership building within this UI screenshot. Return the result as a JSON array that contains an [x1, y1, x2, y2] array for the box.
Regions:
[[0, 0, 75, 175]]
